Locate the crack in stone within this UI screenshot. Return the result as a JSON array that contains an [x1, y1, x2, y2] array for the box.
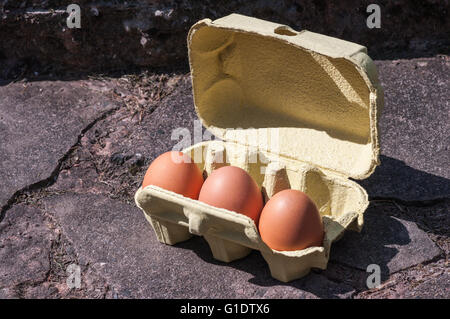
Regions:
[[331, 251, 446, 274], [0, 106, 120, 224], [370, 196, 449, 207], [1, 203, 112, 298], [323, 252, 448, 299], [353, 256, 448, 298]]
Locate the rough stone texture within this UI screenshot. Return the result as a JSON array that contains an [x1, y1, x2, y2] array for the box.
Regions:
[[0, 201, 114, 298], [401, 200, 450, 256], [48, 73, 201, 202], [330, 202, 442, 278], [42, 193, 354, 298], [0, 204, 54, 289], [0, 79, 119, 209], [0, 204, 113, 299], [359, 56, 450, 201], [376, 199, 450, 256], [0, 1, 449, 75], [260, 273, 354, 299], [0, 286, 19, 298], [320, 262, 369, 292], [356, 259, 449, 299]]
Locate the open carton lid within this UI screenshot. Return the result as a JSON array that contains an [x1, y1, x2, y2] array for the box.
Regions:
[[188, 14, 384, 179]]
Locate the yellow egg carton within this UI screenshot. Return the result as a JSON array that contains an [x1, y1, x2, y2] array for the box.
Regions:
[[135, 13, 384, 282]]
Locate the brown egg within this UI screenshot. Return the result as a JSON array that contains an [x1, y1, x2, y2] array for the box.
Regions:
[[258, 189, 324, 251], [198, 166, 264, 223], [142, 151, 204, 200]]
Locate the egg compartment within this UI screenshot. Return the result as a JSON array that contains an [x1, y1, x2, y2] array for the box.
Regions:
[[135, 140, 369, 282], [135, 14, 383, 282]]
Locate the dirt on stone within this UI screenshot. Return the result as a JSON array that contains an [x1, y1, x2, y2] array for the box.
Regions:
[[48, 71, 189, 204]]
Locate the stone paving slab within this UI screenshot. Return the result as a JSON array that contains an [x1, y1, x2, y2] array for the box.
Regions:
[[359, 57, 450, 201], [42, 193, 355, 299], [48, 74, 203, 201], [0, 204, 55, 290], [402, 200, 449, 255], [0, 202, 114, 298], [330, 203, 442, 278], [0, 80, 120, 209]]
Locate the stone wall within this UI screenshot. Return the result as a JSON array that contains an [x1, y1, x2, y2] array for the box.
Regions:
[[0, 0, 449, 74]]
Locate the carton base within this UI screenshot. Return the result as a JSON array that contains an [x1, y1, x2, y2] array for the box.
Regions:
[[135, 140, 369, 282], [145, 213, 192, 245]]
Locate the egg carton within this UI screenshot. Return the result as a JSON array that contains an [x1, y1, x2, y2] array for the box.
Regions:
[[135, 141, 368, 282], [135, 14, 383, 282]]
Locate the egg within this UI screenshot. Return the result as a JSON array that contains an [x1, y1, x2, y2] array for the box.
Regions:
[[142, 151, 204, 200], [198, 166, 264, 223], [258, 189, 324, 251]]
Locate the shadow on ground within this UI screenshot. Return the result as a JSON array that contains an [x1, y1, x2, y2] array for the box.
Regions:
[[358, 155, 449, 248], [174, 206, 411, 298], [0, 60, 189, 87], [175, 236, 351, 298], [359, 155, 450, 204]]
